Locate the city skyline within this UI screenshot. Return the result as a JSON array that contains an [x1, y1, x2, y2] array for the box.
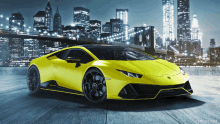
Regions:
[[0, 0, 219, 47]]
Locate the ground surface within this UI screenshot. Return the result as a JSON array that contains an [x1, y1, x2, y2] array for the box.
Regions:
[[0, 75, 219, 124]]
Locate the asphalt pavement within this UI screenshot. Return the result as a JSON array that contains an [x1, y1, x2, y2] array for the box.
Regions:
[[0, 75, 219, 124]]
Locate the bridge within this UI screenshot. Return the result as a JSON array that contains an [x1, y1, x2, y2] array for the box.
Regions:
[[0, 13, 184, 62]]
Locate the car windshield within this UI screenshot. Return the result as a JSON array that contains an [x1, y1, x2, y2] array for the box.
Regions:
[[86, 46, 157, 60]]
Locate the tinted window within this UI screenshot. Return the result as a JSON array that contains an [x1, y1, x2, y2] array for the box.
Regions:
[[87, 47, 156, 60], [66, 50, 81, 59], [66, 49, 94, 63], [56, 50, 67, 59]]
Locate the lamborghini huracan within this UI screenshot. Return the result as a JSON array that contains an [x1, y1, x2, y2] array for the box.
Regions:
[[27, 44, 193, 103]]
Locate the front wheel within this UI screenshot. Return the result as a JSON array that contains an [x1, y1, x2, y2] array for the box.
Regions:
[[82, 68, 107, 104], [27, 65, 41, 94]]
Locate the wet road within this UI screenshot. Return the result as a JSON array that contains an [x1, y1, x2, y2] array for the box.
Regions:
[[0, 75, 219, 124]]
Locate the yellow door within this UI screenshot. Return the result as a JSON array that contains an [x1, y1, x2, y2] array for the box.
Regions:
[[52, 49, 94, 92]]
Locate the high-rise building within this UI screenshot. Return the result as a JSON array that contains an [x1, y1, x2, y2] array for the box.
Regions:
[[102, 22, 111, 33], [33, 11, 47, 32], [73, 7, 90, 30], [162, 0, 174, 48], [177, 0, 191, 42], [156, 37, 163, 47], [134, 26, 154, 49], [63, 25, 85, 39], [89, 20, 101, 39], [45, 1, 53, 31], [53, 6, 62, 34], [210, 39, 215, 48], [116, 9, 129, 41], [191, 14, 203, 44], [9, 38, 24, 59], [110, 19, 123, 36], [9, 12, 24, 32], [0, 37, 9, 66], [24, 39, 39, 57]]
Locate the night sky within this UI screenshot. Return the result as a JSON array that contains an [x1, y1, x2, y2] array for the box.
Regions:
[[0, 0, 219, 48]]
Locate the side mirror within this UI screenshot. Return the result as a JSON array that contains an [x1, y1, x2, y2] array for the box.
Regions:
[[75, 61, 81, 68]]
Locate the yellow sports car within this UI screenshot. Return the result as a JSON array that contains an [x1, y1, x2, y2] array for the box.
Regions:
[[27, 45, 193, 103]]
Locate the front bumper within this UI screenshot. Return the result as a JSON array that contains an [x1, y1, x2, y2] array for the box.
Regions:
[[118, 81, 193, 99]]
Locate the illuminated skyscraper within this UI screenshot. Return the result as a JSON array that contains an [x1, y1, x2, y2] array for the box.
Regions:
[[177, 0, 191, 42], [191, 14, 202, 44], [33, 11, 46, 31], [9, 12, 24, 32], [24, 39, 39, 57], [74, 7, 90, 30], [116, 9, 129, 41], [45, 0, 53, 31], [89, 20, 101, 39], [102, 22, 111, 33], [162, 0, 174, 48], [53, 6, 62, 34], [110, 19, 123, 36], [0, 37, 9, 66]]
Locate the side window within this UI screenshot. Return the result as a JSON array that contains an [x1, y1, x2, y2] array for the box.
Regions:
[[56, 50, 67, 59], [80, 51, 94, 63], [66, 50, 79, 59], [66, 49, 94, 63]]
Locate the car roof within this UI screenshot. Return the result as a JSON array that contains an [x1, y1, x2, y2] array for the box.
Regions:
[[78, 44, 125, 49]]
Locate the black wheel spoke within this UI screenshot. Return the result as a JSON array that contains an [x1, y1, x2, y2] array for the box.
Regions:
[[99, 91, 103, 96], [88, 90, 93, 100], [92, 73, 98, 83], [102, 85, 106, 92], [94, 90, 99, 97]]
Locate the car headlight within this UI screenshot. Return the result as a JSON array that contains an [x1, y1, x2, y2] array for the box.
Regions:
[[179, 67, 186, 75], [117, 69, 143, 78]]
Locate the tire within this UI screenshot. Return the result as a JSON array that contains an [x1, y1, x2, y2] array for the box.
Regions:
[[82, 68, 107, 104], [27, 65, 41, 94]]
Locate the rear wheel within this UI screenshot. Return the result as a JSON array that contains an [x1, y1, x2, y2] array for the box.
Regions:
[[27, 65, 41, 94], [82, 68, 107, 104]]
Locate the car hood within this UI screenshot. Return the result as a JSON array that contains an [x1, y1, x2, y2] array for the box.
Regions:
[[108, 59, 180, 77]]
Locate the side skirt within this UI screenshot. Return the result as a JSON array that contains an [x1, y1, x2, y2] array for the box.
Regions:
[[40, 80, 84, 96]]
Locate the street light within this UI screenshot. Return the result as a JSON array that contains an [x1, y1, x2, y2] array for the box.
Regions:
[[6, 17, 9, 20], [24, 24, 26, 27], [0, 15, 3, 18]]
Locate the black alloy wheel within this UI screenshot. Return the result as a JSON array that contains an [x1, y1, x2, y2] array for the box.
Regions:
[[27, 65, 41, 94], [82, 68, 107, 103]]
